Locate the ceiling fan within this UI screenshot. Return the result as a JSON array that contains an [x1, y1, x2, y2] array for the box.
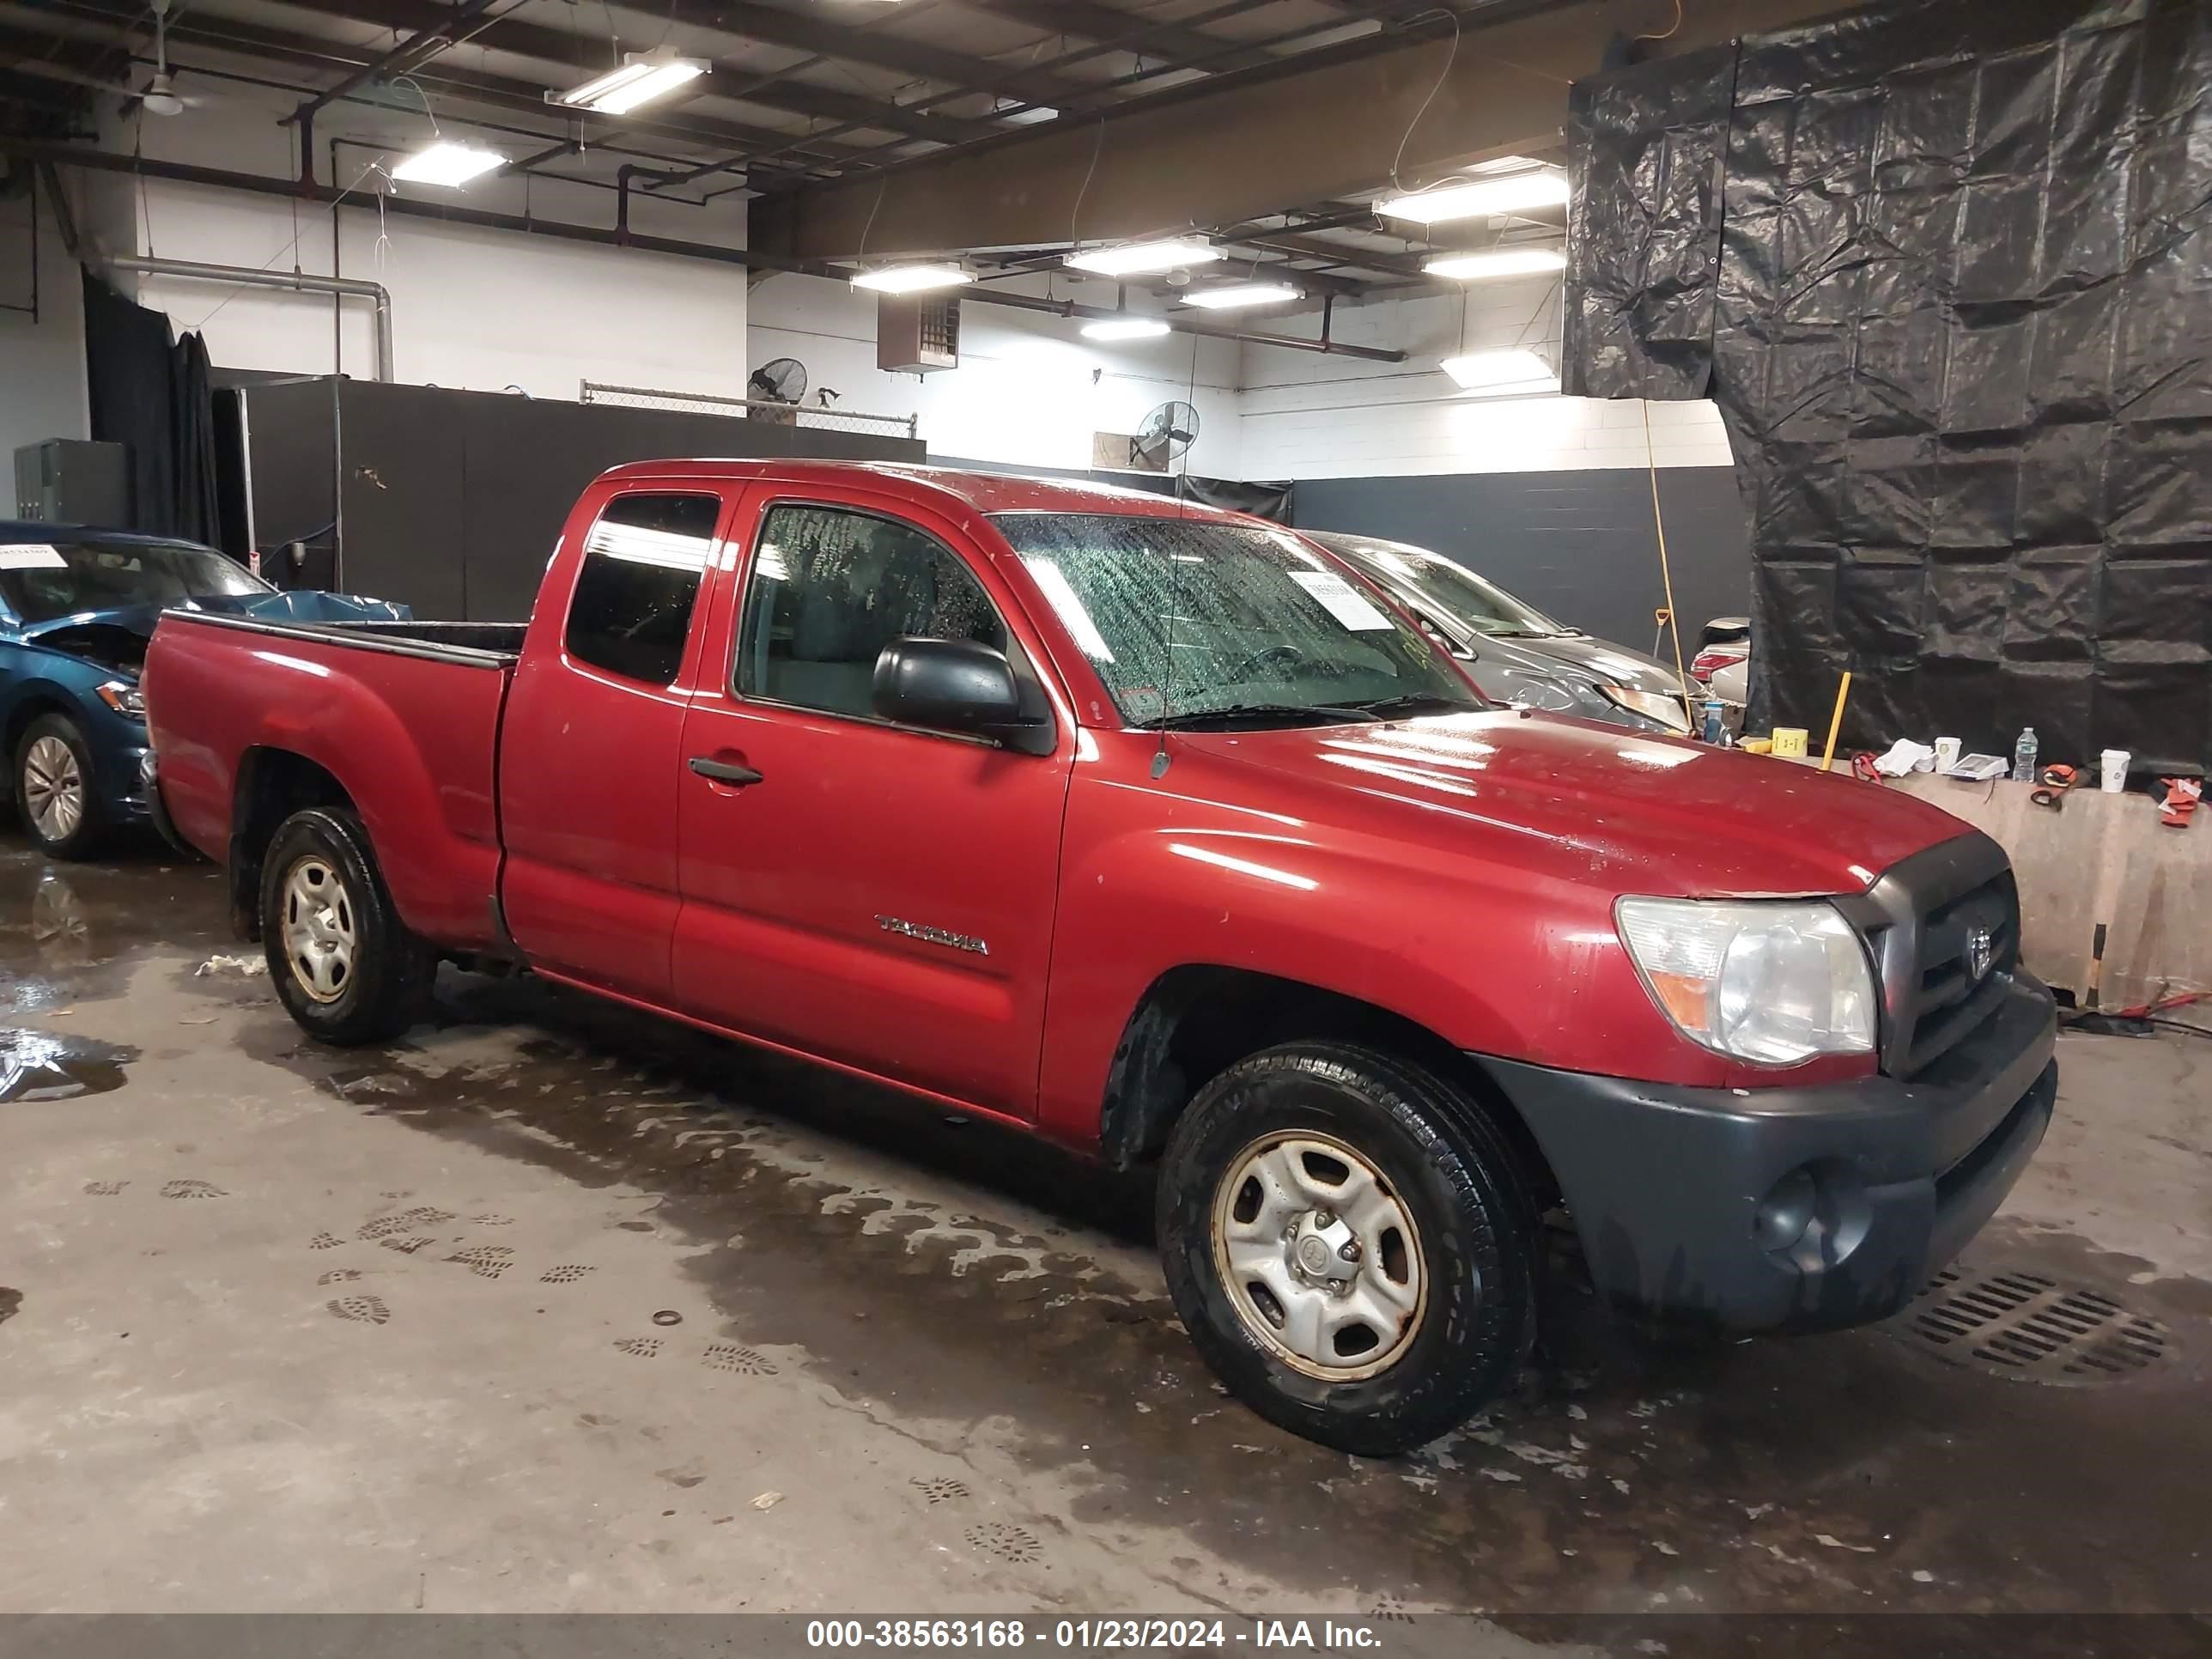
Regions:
[[43, 0, 216, 116]]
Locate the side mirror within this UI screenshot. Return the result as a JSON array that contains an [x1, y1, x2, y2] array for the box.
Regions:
[[872, 637, 1041, 740]]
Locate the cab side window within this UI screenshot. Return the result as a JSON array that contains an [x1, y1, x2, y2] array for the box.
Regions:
[[564, 492, 720, 685], [736, 504, 1007, 719]]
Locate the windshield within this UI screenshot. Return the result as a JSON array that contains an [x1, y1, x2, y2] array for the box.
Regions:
[[0, 538, 270, 625], [994, 513, 1481, 727], [1317, 536, 1565, 638]]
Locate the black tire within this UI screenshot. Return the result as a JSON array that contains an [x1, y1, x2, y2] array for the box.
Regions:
[[1158, 1042, 1540, 1456], [14, 712, 106, 860], [259, 807, 434, 1046]]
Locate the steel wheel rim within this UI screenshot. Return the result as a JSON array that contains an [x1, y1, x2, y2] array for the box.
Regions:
[[22, 736, 84, 843], [1210, 1128, 1429, 1382], [279, 857, 357, 1004]]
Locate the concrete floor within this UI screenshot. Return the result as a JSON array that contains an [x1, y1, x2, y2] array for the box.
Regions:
[[2, 836, 2208, 1631]]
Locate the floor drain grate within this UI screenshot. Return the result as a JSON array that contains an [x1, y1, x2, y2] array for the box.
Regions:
[[1899, 1267, 2173, 1383]]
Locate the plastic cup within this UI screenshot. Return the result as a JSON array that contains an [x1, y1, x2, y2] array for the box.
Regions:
[[1934, 737, 1962, 774], [2101, 749, 2130, 793]]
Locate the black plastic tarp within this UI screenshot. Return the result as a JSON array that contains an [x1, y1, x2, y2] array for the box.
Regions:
[[1563, 0, 2212, 772], [81, 273, 222, 544]]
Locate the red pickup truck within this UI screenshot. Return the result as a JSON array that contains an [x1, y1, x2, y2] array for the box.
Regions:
[[144, 460, 2057, 1453]]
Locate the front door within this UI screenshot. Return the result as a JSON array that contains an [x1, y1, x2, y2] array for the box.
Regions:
[[672, 493, 1073, 1118]]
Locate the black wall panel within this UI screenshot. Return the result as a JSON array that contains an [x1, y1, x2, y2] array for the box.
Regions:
[[246, 380, 925, 620], [240, 379, 337, 590], [1291, 466, 1750, 653], [337, 385, 468, 616]]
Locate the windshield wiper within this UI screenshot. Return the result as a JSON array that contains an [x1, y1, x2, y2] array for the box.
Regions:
[[1141, 702, 1380, 731], [1334, 692, 1474, 719]]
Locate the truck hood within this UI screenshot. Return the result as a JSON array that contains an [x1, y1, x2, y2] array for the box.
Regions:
[[12, 590, 410, 673], [1180, 711, 1967, 899]]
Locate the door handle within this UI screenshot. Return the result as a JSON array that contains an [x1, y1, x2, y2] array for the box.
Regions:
[[689, 756, 764, 787]]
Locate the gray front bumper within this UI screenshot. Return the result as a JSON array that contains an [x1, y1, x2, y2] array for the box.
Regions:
[[1484, 971, 2057, 1334]]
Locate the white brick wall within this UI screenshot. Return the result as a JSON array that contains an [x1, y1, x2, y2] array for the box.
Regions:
[[1237, 282, 1735, 480], [746, 276, 1244, 480], [93, 82, 752, 400], [744, 273, 1732, 484]]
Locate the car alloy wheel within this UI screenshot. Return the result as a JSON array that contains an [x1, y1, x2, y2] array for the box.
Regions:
[[21, 735, 85, 845]]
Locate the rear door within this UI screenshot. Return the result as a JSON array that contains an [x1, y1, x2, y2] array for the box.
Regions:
[[670, 489, 1073, 1118], [498, 485, 732, 1001]]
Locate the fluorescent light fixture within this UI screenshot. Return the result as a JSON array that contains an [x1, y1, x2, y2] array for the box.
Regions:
[[993, 101, 1059, 126], [391, 141, 505, 188], [1181, 282, 1301, 310], [1423, 246, 1567, 281], [1439, 348, 1558, 394], [849, 263, 973, 294], [1378, 168, 1569, 224], [1066, 239, 1223, 276], [1081, 317, 1171, 341], [553, 50, 708, 115]]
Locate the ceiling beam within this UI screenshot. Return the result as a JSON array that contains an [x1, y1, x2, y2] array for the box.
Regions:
[[258, 0, 1011, 143], [654, 0, 1079, 100], [18, 2, 866, 168], [751, 0, 1856, 261], [953, 0, 1279, 76]]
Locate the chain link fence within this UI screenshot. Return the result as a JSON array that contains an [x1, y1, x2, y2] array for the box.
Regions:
[[579, 380, 918, 441]]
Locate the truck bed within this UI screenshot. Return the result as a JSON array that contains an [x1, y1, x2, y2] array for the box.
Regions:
[[169, 612, 529, 663], [146, 609, 515, 950]]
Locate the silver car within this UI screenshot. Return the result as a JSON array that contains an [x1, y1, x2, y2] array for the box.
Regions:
[[1305, 532, 1697, 735]]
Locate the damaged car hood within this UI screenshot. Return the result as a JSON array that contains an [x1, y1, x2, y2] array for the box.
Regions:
[[10, 591, 410, 671]]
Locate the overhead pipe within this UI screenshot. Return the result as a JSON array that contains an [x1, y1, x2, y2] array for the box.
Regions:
[[283, 0, 506, 130], [15, 143, 1401, 362], [104, 252, 395, 381]]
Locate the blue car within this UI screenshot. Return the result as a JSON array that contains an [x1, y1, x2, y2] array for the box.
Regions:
[[1, 523, 410, 859]]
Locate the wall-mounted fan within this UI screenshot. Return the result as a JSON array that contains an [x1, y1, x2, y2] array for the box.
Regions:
[[749, 356, 808, 404], [1132, 400, 1200, 472]]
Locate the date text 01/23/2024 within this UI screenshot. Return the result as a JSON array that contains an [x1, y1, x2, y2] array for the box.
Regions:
[[805, 1620, 1389, 1650]]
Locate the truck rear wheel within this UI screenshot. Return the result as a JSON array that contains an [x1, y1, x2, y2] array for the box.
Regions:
[[1158, 1042, 1540, 1456], [260, 807, 434, 1046]]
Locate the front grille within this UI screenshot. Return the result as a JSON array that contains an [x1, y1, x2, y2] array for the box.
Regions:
[[1836, 835, 2021, 1079], [1903, 872, 2020, 1074]]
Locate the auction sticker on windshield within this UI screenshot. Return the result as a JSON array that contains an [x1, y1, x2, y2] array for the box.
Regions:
[[0, 544, 66, 568], [1287, 569, 1392, 631]]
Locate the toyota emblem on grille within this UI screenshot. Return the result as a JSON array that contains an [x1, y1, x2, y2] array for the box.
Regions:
[[1966, 924, 1995, 981]]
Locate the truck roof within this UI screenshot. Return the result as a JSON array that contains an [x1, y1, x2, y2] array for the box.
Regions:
[[592, 459, 1264, 526]]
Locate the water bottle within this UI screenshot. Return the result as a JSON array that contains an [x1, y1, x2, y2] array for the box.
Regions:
[[2013, 726, 2039, 782], [1701, 698, 1725, 744]]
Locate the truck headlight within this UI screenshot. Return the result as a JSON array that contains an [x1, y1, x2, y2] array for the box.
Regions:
[[95, 680, 147, 720], [1598, 684, 1691, 733], [1615, 897, 1876, 1065]]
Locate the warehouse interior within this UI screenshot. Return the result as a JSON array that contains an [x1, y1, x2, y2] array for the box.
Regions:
[[2, 0, 2208, 1646]]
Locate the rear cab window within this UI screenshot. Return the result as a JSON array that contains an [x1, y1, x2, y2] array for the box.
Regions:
[[564, 493, 722, 685]]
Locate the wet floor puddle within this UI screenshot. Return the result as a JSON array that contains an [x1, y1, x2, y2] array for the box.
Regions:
[[0, 1027, 136, 1103]]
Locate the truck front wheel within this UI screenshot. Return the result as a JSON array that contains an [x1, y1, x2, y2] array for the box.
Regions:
[[1158, 1042, 1540, 1455], [260, 807, 434, 1046]]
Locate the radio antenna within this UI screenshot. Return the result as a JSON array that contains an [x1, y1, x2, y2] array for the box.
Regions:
[[1152, 514, 1182, 780]]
